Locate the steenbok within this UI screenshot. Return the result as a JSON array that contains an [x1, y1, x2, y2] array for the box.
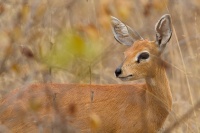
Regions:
[[0, 14, 172, 133]]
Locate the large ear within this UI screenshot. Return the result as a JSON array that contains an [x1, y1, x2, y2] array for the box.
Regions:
[[111, 16, 143, 46], [155, 14, 172, 52]]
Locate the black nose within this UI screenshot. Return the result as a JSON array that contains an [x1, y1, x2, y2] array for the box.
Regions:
[[115, 68, 122, 77]]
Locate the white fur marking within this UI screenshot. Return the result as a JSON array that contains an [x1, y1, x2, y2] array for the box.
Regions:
[[149, 78, 156, 86], [135, 50, 150, 62]]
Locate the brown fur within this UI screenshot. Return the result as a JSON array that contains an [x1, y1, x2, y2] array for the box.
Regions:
[[0, 40, 172, 133]]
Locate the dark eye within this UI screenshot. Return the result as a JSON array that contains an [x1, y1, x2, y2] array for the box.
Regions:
[[137, 52, 149, 63]]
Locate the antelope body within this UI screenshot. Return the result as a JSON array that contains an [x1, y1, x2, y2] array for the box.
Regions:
[[0, 14, 173, 133]]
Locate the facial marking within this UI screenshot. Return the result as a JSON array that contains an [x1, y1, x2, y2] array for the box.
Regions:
[[135, 51, 150, 63]]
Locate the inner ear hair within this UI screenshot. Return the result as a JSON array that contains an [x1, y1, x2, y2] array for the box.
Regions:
[[155, 14, 172, 52], [111, 16, 143, 46]]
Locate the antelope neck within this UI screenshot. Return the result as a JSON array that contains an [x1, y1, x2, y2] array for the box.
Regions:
[[145, 66, 172, 111]]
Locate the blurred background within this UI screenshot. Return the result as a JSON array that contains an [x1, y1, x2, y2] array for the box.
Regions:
[[0, 0, 200, 132]]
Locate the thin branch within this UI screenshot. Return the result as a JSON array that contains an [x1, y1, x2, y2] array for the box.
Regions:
[[164, 99, 200, 133]]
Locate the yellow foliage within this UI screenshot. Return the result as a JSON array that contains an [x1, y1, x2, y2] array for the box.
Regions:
[[43, 30, 102, 68], [98, 0, 113, 29], [11, 26, 22, 42], [20, 3, 30, 23], [114, 0, 132, 20], [153, 0, 168, 12], [33, 4, 47, 22], [11, 63, 21, 74], [29, 98, 42, 112], [90, 113, 101, 131]]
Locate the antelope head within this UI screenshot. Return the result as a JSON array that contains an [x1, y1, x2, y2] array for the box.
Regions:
[[111, 14, 172, 81]]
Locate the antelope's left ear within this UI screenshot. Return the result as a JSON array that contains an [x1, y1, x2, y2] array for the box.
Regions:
[[155, 14, 172, 52]]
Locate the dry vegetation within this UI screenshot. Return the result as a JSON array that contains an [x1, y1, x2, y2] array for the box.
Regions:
[[0, 0, 200, 132]]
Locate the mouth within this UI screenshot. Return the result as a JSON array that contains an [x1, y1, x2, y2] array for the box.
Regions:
[[118, 75, 133, 81]]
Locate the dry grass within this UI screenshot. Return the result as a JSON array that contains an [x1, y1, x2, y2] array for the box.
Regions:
[[0, 0, 200, 132]]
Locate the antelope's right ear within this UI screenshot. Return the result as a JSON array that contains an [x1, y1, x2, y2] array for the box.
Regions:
[[111, 16, 143, 46]]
